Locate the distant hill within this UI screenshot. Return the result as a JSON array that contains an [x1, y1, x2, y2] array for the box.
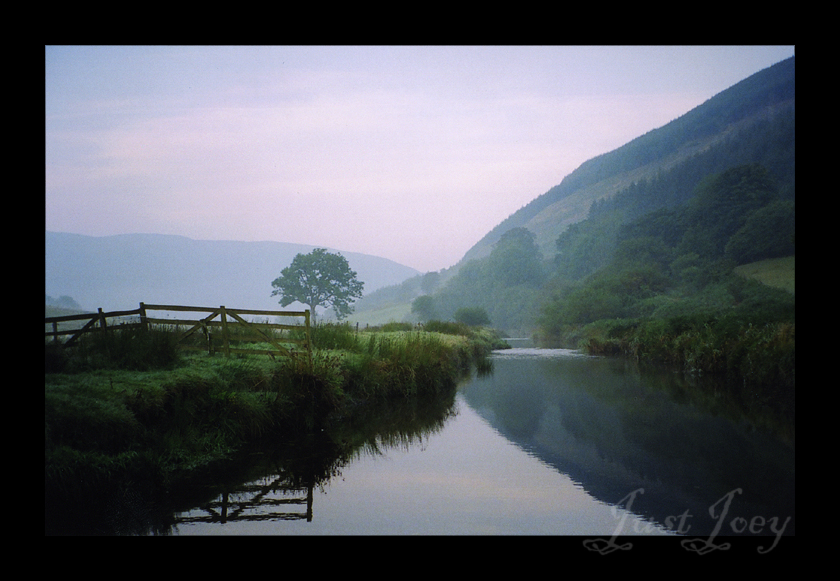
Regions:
[[45, 231, 420, 314]]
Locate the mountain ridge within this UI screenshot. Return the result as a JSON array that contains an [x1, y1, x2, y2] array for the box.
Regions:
[[45, 231, 420, 313], [460, 56, 795, 264]]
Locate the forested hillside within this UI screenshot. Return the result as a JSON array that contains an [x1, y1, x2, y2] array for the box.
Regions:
[[462, 55, 795, 263], [353, 57, 794, 409]]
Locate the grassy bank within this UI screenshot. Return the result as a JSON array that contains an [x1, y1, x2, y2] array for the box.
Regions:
[[733, 256, 795, 295], [536, 261, 795, 422], [553, 312, 795, 426], [45, 322, 505, 530]]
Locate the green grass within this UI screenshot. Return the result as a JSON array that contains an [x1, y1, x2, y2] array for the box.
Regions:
[[45, 322, 502, 517], [47, 325, 183, 373], [538, 268, 795, 427], [733, 255, 795, 295], [346, 302, 413, 327]]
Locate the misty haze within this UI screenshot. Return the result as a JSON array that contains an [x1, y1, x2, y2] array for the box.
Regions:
[[46, 47, 794, 541]]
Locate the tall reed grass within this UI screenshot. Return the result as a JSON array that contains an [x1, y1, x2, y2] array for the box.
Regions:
[[577, 314, 794, 421], [46, 325, 182, 373]]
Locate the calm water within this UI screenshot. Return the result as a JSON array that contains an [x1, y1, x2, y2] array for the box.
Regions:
[[168, 344, 795, 537]]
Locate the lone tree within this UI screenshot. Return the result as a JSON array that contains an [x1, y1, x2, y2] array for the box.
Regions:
[[454, 306, 490, 326], [271, 248, 364, 321]]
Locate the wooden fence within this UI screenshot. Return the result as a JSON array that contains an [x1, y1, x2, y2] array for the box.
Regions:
[[45, 302, 311, 359]]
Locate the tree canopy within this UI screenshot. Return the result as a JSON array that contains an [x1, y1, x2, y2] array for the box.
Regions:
[[411, 295, 437, 322], [487, 227, 546, 288], [454, 306, 491, 326], [271, 248, 364, 320]]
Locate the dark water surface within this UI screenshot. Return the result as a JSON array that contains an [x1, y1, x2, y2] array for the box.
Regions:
[[169, 345, 794, 537]]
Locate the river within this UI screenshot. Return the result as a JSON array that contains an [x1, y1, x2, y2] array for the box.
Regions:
[[166, 342, 794, 539]]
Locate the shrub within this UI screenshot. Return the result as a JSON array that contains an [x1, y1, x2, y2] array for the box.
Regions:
[[454, 307, 491, 326], [725, 200, 795, 264]]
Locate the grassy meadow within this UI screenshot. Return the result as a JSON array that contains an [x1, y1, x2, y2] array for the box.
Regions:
[[45, 321, 506, 525], [733, 256, 795, 295]]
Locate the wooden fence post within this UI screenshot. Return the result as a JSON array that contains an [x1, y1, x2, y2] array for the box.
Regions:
[[139, 302, 148, 331], [98, 308, 107, 331], [220, 306, 230, 357], [304, 310, 312, 364], [200, 320, 214, 355]]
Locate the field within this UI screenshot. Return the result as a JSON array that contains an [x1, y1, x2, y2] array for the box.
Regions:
[[345, 302, 413, 328], [733, 256, 795, 295]]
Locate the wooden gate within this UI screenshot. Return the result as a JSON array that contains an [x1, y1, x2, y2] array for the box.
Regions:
[[45, 302, 311, 359]]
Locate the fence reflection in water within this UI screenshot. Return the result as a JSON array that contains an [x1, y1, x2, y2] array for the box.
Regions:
[[176, 476, 315, 525]]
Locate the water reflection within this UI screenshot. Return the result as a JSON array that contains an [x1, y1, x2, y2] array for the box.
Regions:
[[460, 347, 795, 537], [49, 344, 794, 537], [176, 479, 314, 524], [167, 388, 459, 534]]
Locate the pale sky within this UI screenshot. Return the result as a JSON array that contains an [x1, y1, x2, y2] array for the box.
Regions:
[[45, 45, 795, 273]]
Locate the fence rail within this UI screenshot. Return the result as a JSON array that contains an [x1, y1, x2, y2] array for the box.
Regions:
[[45, 302, 311, 359]]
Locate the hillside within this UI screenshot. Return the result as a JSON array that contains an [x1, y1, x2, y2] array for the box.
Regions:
[[353, 57, 795, 335], [45, 231, 419, 314], [461, 56, 795, 263]]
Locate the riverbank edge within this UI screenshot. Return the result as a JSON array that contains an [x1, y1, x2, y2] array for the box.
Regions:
[[535, 317, 794, 427], [45, 327, 506, 533]]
